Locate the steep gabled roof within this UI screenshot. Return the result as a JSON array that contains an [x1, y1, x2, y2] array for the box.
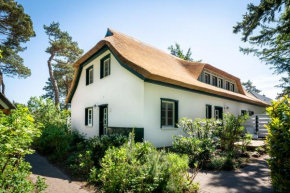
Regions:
[[66, 28, 269, 107]]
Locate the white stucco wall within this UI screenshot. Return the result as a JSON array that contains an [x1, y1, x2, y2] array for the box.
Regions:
[[143, 83, 265, 147], [71, 49, 266, 147], [71, 50, 144, 138]]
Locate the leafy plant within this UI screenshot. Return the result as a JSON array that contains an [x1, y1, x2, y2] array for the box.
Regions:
[[34, 176, 48, 193], [241, 133, 252, 154], [266, 95, 290, 192], [97, 132, 199, 192], [88, 134, 127, 168], [0, 105, 44, 192], [173, 118, 220, 168], [215, 113, 249, 158]]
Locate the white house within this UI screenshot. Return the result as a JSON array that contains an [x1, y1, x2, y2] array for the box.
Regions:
[[66, 29, 269, 147]]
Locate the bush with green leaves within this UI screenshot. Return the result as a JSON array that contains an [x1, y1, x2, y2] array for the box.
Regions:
[[88, 134, 127, 167], [206, 156, 243, 171], [240, 133, 252, 154], [173, 118, 220, 168], [215, 113, 249, 157], [0, 105, 46, 192], [97, 133, 199, 192], [266, 95, 290, 192]]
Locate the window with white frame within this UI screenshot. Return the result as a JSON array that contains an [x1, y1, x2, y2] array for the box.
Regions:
[[103, 58, 110, 77], [86, 66, 93, 85], [205, 73, 210, 84], [230, 83, 235, 92], [85, 107, 93, 126], [218, 78, 223, 88], [226, 81, 230, 90], [161, 101, 174, 127], [212, 76, 217, 86]]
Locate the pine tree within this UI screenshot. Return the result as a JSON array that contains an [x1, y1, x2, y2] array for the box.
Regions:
[[168, 43, 202, 62], [44, 22, 83, 106], [233, 0, 290, 98], [242, 80, 261, 93], [0, 0, 36, 94]]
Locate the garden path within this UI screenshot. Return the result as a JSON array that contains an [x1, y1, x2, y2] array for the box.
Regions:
[[195, 155, 272, 193], [26, 152, 95, 193]]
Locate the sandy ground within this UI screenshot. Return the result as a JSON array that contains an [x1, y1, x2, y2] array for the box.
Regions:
[[195, 155, 272, 193], [26, 152, 95, 193]]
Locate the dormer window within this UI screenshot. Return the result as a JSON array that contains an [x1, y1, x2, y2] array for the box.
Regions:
[[212, 76, 217, 86], [218, 78, 223, 88], [230, 83, 235, 92], [205, 73, 210, 84], [226, 81, 230, 90]]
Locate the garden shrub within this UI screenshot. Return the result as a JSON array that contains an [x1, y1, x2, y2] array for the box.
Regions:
[[266, 95, 290, 192], [215, 113, 249, 157], [88, 134, 127, 167], [240, 133, 252, 154], [0, 106, 46, 192], [97, 133, 199, 192], [206, 156, 242, 171], [173, 118, 220, 168]]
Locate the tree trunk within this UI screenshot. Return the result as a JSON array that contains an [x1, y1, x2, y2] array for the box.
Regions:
[[47, 53, 60, 106], [0, 69, 5, 94]]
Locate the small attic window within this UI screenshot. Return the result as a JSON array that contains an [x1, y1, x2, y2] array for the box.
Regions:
[[205, 73, 210, 84], [101, 54, 111, 79]]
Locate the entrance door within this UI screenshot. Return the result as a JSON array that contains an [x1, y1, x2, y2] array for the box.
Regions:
[[214, 106, 223, 120], [99, 105, 108, 136]]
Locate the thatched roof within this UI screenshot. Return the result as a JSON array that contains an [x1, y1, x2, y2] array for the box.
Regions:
[[66, 28, 269, 107]]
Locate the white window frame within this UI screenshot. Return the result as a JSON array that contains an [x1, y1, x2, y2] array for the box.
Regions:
[[87, 108, 93, 126], [103, 58, 110, 77], [88, 68, 93, 84], [215, 109, 220, 120], [161, 101, 175, 128], [205, 73, 210, 84], [230, 83, 234, 92], [218, 78, 223, 88]]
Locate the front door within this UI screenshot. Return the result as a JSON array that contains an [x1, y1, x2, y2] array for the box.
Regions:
[[99, 105, 108, 136]]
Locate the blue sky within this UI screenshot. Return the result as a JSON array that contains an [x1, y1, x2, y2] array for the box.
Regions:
[[8, 0, 283, 103]]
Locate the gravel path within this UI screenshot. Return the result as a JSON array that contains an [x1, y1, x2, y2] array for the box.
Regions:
[[195, 155, 272, 193], [26, 152, 95, 193]]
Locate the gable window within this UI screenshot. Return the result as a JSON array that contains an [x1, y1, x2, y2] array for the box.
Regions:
[[161, 98, 178, 128], [205, 73, 210, 84], [100, 54, 111, 79], [212, 76, 217, 86], [218, 78, 223, 88], [206, 105, 212, 119], [85, 107, 93, 126], [226, 81, 230, 90], [86, 66, 93, 85], [230, 83, 235, 92]]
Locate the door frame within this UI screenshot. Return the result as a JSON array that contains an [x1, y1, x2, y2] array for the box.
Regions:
[[98, 104, 108, 136]]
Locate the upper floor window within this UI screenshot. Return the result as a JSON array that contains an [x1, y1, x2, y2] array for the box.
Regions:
[[86, 66, 93, 85], [161, 98, 178, 128], [218, 78, 223, 88], [226, 81, 230, 90], [205, 73, 210, 84], [230, 83, 235, 92], [101, 54, 111, 79], [212, 76, 217, 86]]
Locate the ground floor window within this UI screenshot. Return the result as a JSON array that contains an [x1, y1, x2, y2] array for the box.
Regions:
[[85, 107, 93, 126], [206, 105, 212, 118], [161, 98, 178, 128]]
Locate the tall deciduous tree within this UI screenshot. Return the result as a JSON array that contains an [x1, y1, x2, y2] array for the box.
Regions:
[[242, 80, 261, 93], [44, 22, 83, 106], [168, 43, 202, 62], [0, 0, 35, 94], [233, 0, 290, 97]]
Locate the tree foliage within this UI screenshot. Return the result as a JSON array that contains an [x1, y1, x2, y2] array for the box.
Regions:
[[0, 0, 35, 93], [276, 74, 290, 99], [168, 43, 202, 62], [266, 95, 290, 192], [242, 79, 261, 93], [0, 105, 44, 192], [44, 22, 83, 106], [233, 0, 290, 97]]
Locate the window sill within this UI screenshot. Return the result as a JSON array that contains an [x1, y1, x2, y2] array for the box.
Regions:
[[86, 125, 93, 128], [161, 126, 177, 130]]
